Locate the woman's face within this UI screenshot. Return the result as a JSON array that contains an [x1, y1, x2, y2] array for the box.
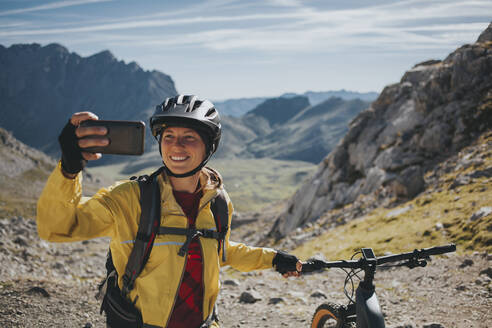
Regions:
[[161, 126, 206, 175]]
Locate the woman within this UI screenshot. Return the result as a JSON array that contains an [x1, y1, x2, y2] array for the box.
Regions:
[[37, 95, 301, 328]]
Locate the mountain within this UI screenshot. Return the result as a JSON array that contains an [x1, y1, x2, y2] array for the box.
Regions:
[[244, 96, 310, 126], [282, 90, 379, 104], [0, 42, 373, 171], [214, 90, 378, 117], [211, 95, 370, 163], [243, 97, 370, 163], [269, 23, 492, 239], [0, 43, 177, 156], [213, 97, 266, 117]]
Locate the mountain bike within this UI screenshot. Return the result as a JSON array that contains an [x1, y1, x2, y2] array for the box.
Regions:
[[301, 244, 456, 328]]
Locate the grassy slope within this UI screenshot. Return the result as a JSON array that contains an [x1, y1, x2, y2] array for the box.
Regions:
[[294, 132, 492, 260], [210, 158, 316, 212]]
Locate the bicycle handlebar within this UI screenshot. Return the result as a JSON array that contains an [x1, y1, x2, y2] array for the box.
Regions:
[[301, 244, 456, 273]]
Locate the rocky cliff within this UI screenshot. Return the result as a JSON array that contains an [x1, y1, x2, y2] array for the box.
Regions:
[[269, 23, 492, 239], [0, 43, 177, 155]]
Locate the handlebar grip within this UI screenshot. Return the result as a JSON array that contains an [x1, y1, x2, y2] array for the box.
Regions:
[[301, 260, 326, 273], [422, 244, 456, 256]]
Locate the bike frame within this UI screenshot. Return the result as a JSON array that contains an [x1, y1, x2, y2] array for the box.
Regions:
[[355, 279, 385, 327], [334, 284, 385, 328]]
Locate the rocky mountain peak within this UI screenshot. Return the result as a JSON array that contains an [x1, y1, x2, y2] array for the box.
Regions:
[[0, 43, 177, 156], [43, 43, 69, 55], [269, 25, 492, 239], [91, 49, 114, 59], [477, 22, 492, 43]]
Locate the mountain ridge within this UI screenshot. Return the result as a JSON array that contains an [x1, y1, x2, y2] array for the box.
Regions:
[[0, 42, 177, 156], [214, 90, 378, 117]]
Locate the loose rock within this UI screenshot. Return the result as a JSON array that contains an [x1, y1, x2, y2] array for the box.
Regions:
[[423, 324, 445, 328], [223, 279, 240, 286], [268, 297, 284, 305], [310, 292, 327, 299], [26, 286, 50, 298], [459, 259, 474, 268], [239, 290, 262, 304], [469, 207, 492, 221]]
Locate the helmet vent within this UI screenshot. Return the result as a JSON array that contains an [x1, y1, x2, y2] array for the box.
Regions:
[[186, 95, 198, 112], [162, 98, 170, 110], [206, 107, 217, 118]]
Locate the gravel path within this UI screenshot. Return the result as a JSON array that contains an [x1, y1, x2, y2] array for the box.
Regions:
[[1, 216, 491, 328]]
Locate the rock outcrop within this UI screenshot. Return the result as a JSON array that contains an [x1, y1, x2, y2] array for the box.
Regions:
[[269, 23, 492, 239]]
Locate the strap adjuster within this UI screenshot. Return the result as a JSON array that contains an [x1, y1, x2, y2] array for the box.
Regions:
[[178, 229, 203, 256]]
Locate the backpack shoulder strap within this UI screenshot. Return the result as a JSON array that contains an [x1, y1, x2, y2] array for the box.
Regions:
[[121, 167, 163, 297], [210, 188, 229, 262]]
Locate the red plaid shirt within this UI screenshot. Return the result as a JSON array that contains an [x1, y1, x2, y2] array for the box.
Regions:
[[167, 189, 204, 328]]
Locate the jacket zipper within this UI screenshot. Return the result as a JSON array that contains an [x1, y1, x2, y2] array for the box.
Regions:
[[199, 238, 206, 322], [198, 192, 222, 323]]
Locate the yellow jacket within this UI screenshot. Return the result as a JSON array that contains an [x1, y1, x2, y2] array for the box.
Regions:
[[37, 162, 276, 327]]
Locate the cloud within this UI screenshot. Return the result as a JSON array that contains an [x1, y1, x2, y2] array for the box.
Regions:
[[0, 0, 489, 55], [0, 12, 311, 37], [0, 0, 112, 17], [266, 0, 304, 7]]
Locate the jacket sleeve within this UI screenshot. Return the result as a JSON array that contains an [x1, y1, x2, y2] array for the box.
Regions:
[[36, 162, 136, 242], [219, 193, 277, 271]]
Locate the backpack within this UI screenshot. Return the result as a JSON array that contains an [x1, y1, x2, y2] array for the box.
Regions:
[[96, 167, 229, 328]]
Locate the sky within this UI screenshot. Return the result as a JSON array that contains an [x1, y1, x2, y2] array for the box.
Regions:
[[0, 0, 490, 100]]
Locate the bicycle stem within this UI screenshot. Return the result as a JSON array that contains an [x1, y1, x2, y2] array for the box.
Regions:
[[360, 260, 376, 290]]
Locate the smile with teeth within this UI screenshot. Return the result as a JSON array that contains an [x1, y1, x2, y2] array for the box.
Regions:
[[170, 155, 189, 161]]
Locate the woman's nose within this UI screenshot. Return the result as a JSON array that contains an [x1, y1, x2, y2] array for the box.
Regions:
[[173, 136, 186, 147]]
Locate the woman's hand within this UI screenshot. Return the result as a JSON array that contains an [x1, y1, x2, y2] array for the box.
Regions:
[[273, 251, 303, 278], [71, 112, 108, 161], [282, 261, 303, 278], [58, 111, 108, 177]]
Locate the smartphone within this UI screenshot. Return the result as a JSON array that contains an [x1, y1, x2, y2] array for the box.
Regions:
[[79, 120, 145, 155]]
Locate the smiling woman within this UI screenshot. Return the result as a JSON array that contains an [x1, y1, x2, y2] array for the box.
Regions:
[[161, 127, 206, 188], [36, 94, 303, 328]]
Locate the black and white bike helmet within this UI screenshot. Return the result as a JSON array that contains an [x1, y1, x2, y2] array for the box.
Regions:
[[150, 94, 221, 177]]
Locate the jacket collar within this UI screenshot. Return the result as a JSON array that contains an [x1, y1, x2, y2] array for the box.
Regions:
[[157, 169, 219, 215]]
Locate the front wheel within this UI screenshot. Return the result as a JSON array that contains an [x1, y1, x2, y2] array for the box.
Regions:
[[311, 303, 355, 328]]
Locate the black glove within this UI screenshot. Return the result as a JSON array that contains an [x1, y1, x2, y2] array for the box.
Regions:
[[58, 120, 86, 174], [273, 250, 299, 274]]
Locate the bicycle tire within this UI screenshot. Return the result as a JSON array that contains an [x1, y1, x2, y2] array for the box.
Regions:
[[311, 302, 355, 328]]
